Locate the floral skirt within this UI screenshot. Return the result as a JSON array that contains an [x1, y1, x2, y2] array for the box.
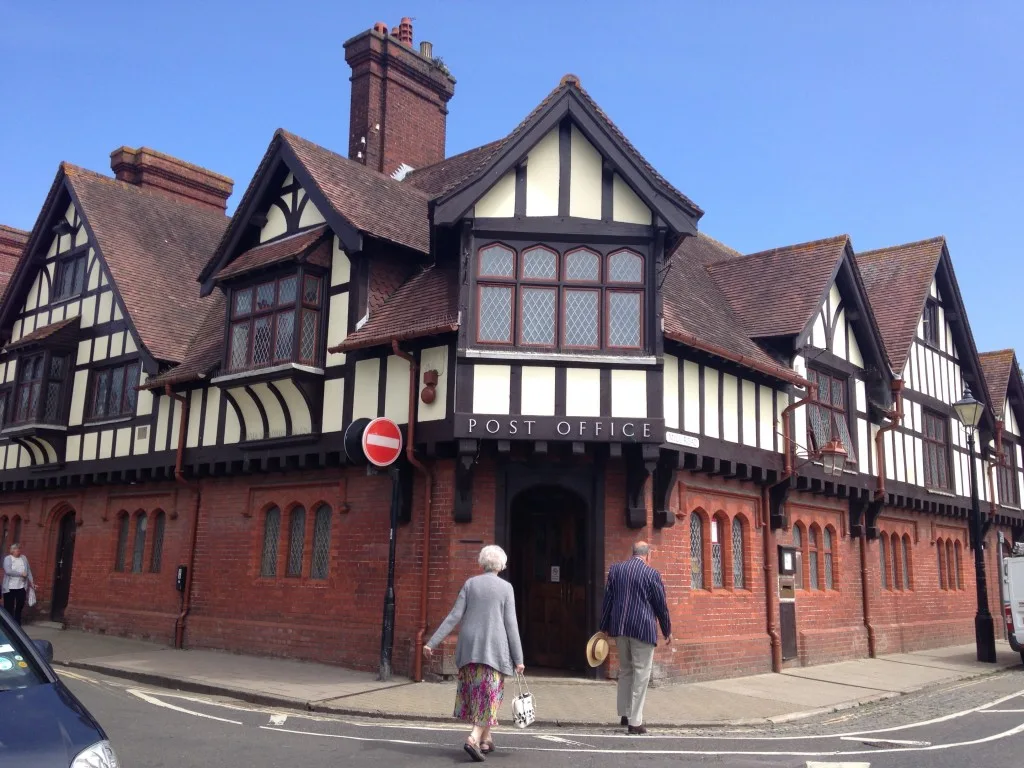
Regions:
[[454, 663, 505, 726]]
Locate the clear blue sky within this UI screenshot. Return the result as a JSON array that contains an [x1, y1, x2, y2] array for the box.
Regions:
[[3, 2, 1021, 357]]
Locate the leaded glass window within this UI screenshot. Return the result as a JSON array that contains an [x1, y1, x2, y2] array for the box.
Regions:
[[901, 535, 910, 590], [287, 506, 306, 578], [711, 518, 724, 588], [608, 250, 643, 283], [519, 287, 556, 346], [608, 292, 642, 348], [824, 528, 834, 589], [480, 244, 515, 277], [690, 514, 704, 589], [881, 535, 889, 589], [937, 539, 946, 589], [809, 526, 820, 590], [89, 363, 141, 420], [565, 249, 600, 282], [922, 410, 950, 489], [131, 513, 147, 574], [261, 506, 281, 577], [793, 525, 803, 589], [150, 511, 165, 573], [311, 504, 332, 580], [115, 513, 129, 572], [732, 518, 745, 588], [478, 286, 514, 343], [954, 541, 963, 589], [521, 247, 557, 280], [946, 539, 955, 591], [564, 290, 599, 348], [228, 272, 323, 372], [891, 533, 902, 591], [807, 367, 857, 466]]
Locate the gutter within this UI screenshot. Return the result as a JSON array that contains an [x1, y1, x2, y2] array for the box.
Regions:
[[165, 384, 201, 650], [390, 340, 434, 682]]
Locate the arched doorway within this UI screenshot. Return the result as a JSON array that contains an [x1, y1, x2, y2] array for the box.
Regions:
[[51, 510, 77, 621], [509, 485, 589, 672]]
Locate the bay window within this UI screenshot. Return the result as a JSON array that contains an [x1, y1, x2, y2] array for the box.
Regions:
[[475, 242, 644, 353], [7, 351, 69, 427], [227, 271, 323, 372]]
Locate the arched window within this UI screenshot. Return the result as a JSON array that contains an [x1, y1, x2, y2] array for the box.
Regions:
[[132, 513, 148, 573], [732, 517, 745, 589], [711, 515, 725, 588], [689, 513, 704, 589], [901, 534, 911, 590], [115, 512, 129, 572], [950, 536, 958, 593], [891, 533, 902, 591], [809, 525, 820, 590], [11, 516, 21, 545], [793, 524, 804, 589], [937, 538, 946, 590], [261, 506, 281, 577], [946, 540, 955, 591], [150, 511, 166, 573], [824, 527, 835, 590], [880, 534, 889, 590], [310, 504, 332, 580], [0, 516, 7, 554], [286, 505, 306, 578]]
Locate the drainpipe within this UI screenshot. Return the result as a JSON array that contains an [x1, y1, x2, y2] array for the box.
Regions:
[[863, 379, 903, 658], [391, 340, 434, 682], [165, 384, 200, 650]]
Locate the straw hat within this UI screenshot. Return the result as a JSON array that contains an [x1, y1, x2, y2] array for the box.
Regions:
[[586, 631, 610, 667]]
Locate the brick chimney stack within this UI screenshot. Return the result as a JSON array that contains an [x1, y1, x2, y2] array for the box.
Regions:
[[0, 224, 28, 291], [109, 147, 234, 213], [344, 17, 456, 176]]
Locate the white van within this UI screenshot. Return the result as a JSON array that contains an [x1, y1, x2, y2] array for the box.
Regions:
[[1001, 545, 1024, 664]]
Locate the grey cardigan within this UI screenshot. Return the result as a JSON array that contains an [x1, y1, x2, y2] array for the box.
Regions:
[[426, 572, 524, 676]]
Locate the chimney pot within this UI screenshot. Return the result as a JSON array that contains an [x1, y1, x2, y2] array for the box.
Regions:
[[373, 21, 388, 35], [419, 40, 433, 59], [398, 17, 414, 46], [391, 26, 400, 38]]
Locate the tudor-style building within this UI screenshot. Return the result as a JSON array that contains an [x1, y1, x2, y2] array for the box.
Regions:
[[0, 17, 1019, 681]]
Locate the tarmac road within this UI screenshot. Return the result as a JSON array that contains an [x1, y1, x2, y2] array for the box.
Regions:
[[60, 665, 1024, 768]]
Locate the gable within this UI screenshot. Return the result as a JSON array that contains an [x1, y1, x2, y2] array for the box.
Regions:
[[258, 172, 327, 243], [472, 122, 652, 226], [805, 280, 865, 368]]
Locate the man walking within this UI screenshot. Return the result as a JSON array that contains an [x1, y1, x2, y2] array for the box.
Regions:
[[599, 541, 671, 734]]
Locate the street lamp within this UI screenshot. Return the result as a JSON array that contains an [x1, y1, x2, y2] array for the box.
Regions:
[[953, 385, 998, 663], [819, 439, 848, 478]]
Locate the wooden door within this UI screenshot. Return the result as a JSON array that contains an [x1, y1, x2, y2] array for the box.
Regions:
[[51, 512, 76, 621], [514, 489, 588, 671]]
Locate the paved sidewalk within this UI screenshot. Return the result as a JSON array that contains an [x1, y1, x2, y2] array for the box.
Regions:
[[27, 624, 1021, 727]]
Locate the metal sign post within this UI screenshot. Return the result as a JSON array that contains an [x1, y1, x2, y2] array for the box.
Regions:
[[378, 464, 402, 681]]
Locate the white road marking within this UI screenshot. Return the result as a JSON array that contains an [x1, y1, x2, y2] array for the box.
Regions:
[[269, 714, 288, 726], [807, 763, 871, 768], [127, 689, 243, 725], [260, 725, 434, 747], [535, 735, 592, 747], [982, 709, 1024, 713], [366, 434, 401, 449]]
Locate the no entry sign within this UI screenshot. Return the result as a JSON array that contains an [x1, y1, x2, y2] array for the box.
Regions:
[[361, 417, 403, 467]]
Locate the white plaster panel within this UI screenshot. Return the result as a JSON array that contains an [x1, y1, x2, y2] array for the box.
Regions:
[[298, 198, 326, 228], [322, 378, 345, 433], [810, 312, 826, 350], [276, 379, 313, 435], [473, 364, 512, 414], [722, 374, 739, 443], [869, 423, 880, 476], [759, 386, 774, 449], [109, 331, 125, 359], [136, 371, 153, 416], [704, 367, 720, 439], [326, 292, 349, 367], [169, 399, 183, 448], [223, 402, 241, 445], [475, 170, 515, 218], [134, 425, 151, 454], [565, 368, 601, 418], [384, 355, 412, 424], [612, 174, 651, 224], [260, 204, 288, 242], [155, 396, 170, 451], [229, 388, 261, 441], [520, 366, 556, 417], [66, 434, 81, 464], [741, 379, 757, 447], [125, 334, 138, 354], [113, 303, 122, 321], [894, 431, 906, 482], [352, 358, 382, 419], [87, 259, 100, 291], [835, 310, 848, 361], [663, 354, 679, 430], [99, 430, 114, 460], [611, 369, 647, 418], [26, 274, 39, 311], [93, 335, 109, 361], [23, 315, 36, 335], [80, 296, 97, 328], [68, 370, 89, 426], [525, 129, 560, 217], [252, 383, 287, 439], [186, 390, 203, 448], [50, 304, 64, 323], [855, 380, 867, 413], [331, 238, 351, 287], [941, 356, 950, 404], [97, 291, 113, 325], [884, 430, 895, 480], [418, 346, 448, 422], [76, 340, 92, 367], [683, 360, 700, 434], [569, 125, 602, 219], [858, 418, 869, 473], [115, 427, 131, 458]]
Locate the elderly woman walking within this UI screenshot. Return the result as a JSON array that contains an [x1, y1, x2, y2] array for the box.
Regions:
[[2, 543, 34, 625], [423, 544, 524, 762]]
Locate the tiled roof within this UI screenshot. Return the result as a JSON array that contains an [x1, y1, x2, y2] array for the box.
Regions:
[[404, 76, 702, 215], [663, 233, 805, 384], [215, 226, 328, 281], [64, 165, 228, 363], [0, 225, 28, 303], [979, 350, 1017, 420], [857, 237, 945, 372], [145, 293, 226, 388], [332, 267, 458, 352], [3, 316, 80, 352], [706, 235, 849, 339], [279, 130, 431, 254]]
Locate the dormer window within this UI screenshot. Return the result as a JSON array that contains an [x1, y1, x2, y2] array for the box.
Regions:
[[54, 250, 88, 301], [227, 271, 323, 372], [922, 299, 939, 346], [475, 242, 644, 353]]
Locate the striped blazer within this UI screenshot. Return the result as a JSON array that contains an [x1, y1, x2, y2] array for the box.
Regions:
[[599, 557, 671, 646]]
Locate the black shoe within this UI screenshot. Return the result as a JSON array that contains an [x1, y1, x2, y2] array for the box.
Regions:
[[620, 716, 628, 726], [627, 725, 647, 735]]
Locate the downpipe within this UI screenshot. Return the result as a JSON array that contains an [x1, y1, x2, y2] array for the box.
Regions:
[[166, 385, 200, 650]]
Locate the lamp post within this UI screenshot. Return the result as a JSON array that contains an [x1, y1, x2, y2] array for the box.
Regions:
[[954, 385, 998, 663]]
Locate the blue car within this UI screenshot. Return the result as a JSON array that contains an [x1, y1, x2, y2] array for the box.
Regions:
[[0, 608, 119, 767]]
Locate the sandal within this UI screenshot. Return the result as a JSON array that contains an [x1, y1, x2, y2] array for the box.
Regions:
[[464, 738, 486, 762], [481, 740, 495, 754]]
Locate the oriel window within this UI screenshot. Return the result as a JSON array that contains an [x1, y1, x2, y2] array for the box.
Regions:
[[228, 271, 323, 372]]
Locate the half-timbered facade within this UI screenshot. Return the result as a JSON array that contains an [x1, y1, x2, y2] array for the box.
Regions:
[[0, 17, 1019, 682]]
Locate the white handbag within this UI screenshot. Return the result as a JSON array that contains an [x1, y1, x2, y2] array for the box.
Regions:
[[511, 672, 535, 728], [27, 586, 37, 608]]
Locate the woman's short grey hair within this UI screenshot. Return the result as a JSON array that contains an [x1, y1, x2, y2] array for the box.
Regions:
[[478, 545, 508, 573], [9, 543, 20, 552]]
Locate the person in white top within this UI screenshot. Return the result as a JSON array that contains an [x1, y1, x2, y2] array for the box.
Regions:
[[2, 543, 34, 625]]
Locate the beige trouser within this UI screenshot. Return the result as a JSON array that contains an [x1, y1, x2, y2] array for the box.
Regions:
[[615, 636, 655, 727]]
